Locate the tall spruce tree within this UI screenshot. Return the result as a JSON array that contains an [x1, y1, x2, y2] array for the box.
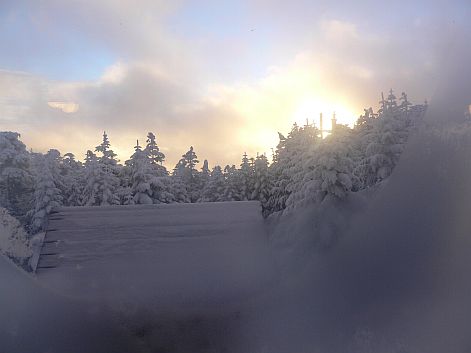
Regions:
[[129, 140, 154, 204], [355, 91, 408, 187], [251, 154, 272, 212], [239, 152, 254, 201], [93, 133, 120, 205], [81, 150, 100, 206], [95, 131, 117, 164], [179, 146, 200, 202], [29, 154, 63, 233], [145, 132, 165, 165]]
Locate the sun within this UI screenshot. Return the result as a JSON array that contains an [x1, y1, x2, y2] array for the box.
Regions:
[[291, 96, 359, 131]]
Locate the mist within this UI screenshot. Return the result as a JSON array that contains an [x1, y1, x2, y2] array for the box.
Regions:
[[2, 1, 471, 352]]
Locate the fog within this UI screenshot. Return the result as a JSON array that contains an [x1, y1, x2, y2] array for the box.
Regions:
[[253, 42, 471, 352], [2, 3, 471, 352]]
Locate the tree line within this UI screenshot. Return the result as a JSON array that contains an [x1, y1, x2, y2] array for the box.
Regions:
[[0, 90, 427, 234]]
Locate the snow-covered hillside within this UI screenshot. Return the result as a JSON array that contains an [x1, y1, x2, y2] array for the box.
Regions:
[[2, 116, 471, 352], [254, 118, 471, 352]]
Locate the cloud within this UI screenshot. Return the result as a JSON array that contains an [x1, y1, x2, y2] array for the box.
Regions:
[[1, 15, 466, 166], [1, 0, 470, 167], [0, 63, 249, 167], [48, 102, 79, 113], [320, 19, 359, 41]]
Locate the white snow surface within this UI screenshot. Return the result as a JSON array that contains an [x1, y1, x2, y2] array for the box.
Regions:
[[252, 119, 471, 353], [3, 120, 471, 352], [37, 201, 276, 315], [0, 252, 147, 352], [2, 201, 276, 352]]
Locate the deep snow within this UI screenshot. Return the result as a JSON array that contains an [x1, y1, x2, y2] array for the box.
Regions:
[[4, 119, 471, 352], [2, 201, 277, 353], [36, 201, 276, 315], [0, 253, 141, 353], [3, 45, 471, 350]]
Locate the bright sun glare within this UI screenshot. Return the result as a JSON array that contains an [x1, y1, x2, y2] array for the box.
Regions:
[[292, 97, 358, 130]]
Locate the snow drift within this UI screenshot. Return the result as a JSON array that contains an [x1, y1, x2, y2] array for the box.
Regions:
[[260, 56, 471, 351], [0, 253, 142, 353]]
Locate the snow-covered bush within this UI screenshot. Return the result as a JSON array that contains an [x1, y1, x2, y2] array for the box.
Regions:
[[0, 207, 31, 264]]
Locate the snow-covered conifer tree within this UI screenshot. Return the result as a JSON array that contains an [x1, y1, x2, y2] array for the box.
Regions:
[[199, 165, 226, 202], [178, 146, 200, 202], [267, 133, 290, 214], [97, 164, 120, 206], [285, 125, 355, 210], [251, 154, 272, 211], [145, 132, 165, 165], [182, 146, 199, 172], [399, 92, 412, 114], [170, 176, 190, 203], [95, 131, 118, 164], [129, 140, 154, 205], [267, 123, 320, 215], [61, 153, 84, 206], [150, 176, 175, 204], [223, 165, 242, 201], [145, 132, 168, 176], [355, 91, 408, 188], [44, 149, 66, 196], [81, 150, 100, 206], [239, 152, 254, 201], [117, 185, 134, 205], [0, 132, 32, 219], [29, 154, 63, 233], [200, 159, 210, 184], [93, 133, 120, 205]]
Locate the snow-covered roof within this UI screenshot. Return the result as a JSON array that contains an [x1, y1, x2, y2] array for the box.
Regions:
[[35, 201, 273, 307]]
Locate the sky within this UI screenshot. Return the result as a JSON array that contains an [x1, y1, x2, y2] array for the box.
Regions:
[[0, 0, 470, 167]]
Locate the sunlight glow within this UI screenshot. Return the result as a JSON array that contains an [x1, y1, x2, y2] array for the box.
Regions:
[[291, 97, 358, 130]]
